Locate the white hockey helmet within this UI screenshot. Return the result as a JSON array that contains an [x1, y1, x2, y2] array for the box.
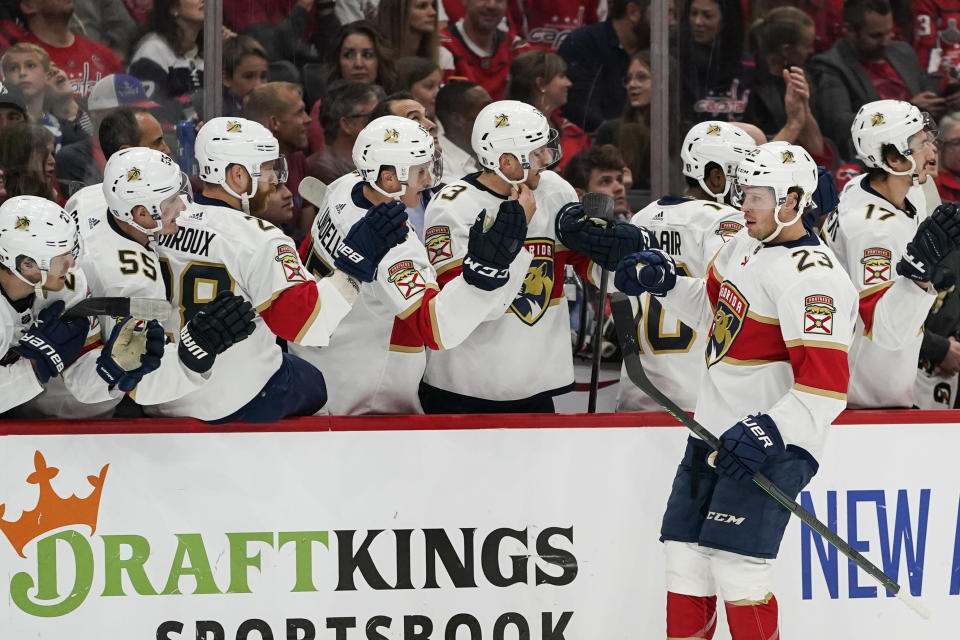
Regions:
[[471, 100, 561, 185], [194, 117, 287, 212], [852, 100, 936, 178], [103, 147, 192, 237], [0, 196, 79, 298], [353, 115, 442, 199], [734, 141, 818, 242], [680, 121, 757, 202]]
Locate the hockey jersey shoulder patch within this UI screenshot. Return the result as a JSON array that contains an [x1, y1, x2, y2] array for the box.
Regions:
[[424, 225, 453, 265], [715, 220, 743, 243], [388, 260, 426, 299], [276, 244, 307, 282], [803, 294, 835, 335], [860, 247, 892, 285]]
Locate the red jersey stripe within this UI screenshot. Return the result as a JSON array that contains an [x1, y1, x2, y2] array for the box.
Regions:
[[858, 282, 894, 336], [259, 281, 321, 343], [788, 343, 850, 395]]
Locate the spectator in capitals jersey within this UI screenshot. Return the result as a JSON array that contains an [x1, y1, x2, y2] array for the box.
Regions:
[[508, 0, 604, 51], [396, 56, 442, 121], [558, 0, 655, 133], [435, 79, 492, 182], [325, 21, 397, 92], [244, 82, 315, 242], [19, 0, 124, 99], [72, 0, 138, 62], [439, 0, 529, 102], [912, 0, 960, 92], [307, 80, 385, 185], [507, 50, 588, 172], [222, 35, 270, 119], [375, 0, 441, 63], [809, 0, 942, 163]]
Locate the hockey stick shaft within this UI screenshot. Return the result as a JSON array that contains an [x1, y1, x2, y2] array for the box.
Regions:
[[62, 297, 169, 321], [587, 270, 608, 413], [609, 292, 929, 618]]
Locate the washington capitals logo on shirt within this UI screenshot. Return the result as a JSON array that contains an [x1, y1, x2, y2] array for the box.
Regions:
[[706, 281, 748, 367], [871, 112, 885, 126], [388, 260, 425, 299], [14, 216, 29, 231], [494, 113, 509, 128], [861, 247, 892, 285], [424, 225, 452, 265], [714, 220, 743, 243], [803, 294, 835, 335], [510, 239, 554, 326], [706, 124, 721, 135]]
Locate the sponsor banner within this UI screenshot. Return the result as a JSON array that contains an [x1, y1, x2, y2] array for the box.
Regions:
[[0, 422, 957, 638]]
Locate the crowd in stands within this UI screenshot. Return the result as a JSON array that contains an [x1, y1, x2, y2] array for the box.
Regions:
[[5, 0, 960, 415]]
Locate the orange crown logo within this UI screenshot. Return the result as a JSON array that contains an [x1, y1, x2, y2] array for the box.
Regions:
[[0, 451, 109, 558]]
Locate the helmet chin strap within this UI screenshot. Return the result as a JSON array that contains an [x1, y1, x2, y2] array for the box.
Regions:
[[698, 177, 729, 203], [494, 166, 528, 186], [223, 171, 259, 215], [883, 155, 921, 186], [369, 180, 407, 201], [12, 267, 48, 299], [761, 204, 803, 243]]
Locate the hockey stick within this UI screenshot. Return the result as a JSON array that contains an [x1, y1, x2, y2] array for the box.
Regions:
[[62, 297, 170, 321], [583, 192, 615, 413], [609, 292, 930, 619], [299, 176, 329, 210]]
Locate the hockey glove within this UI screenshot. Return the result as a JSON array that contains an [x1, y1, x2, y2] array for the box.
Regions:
[[897, 202, 960, 282], [335, 201, 409, 282], [712, 413, 785, 481], [807, 166, 838, 230], [462, 201, 528, 291], [178, 291, 256, 374], [555, 201, 657, 270], [15, 300, 90, 383], [614, 249, 677, 297], [96, 317, 164, 392]]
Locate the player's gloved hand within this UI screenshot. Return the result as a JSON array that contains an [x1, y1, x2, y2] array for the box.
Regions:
[[807, 166, 838, 230], [897, 202, 960, 282], [95, 317, 164, 392], [555, 201, 657, 270], [178, 291, 256, 374], [462, 200, 528, 291], [711, 413, 785, 481], [614, 249, 677, 296], [335, 201, 409, 282], [15, 300, 90, 383]]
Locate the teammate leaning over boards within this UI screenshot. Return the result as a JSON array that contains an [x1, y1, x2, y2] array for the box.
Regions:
[[615, 143, 857, 639], [584, 120, 756, 412], [0, 197, 107, 415], [421, 100, 598, 413], [290, 115, 532, 414], [80, 147, 256, 406], [823, 99, 960, 408], [144, 117, 408, 423]]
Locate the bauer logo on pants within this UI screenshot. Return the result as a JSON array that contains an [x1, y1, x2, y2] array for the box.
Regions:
[[861, 247, 892, 284], [803, 294, 835, 335], [706, 281, 748, 367]]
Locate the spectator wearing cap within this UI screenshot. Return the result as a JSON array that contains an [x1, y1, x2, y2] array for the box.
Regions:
[[307, 80, 385, 185], [439, 0, 529, 101], [19, 0, 123, 99], [244, 81, 315, 240], [435, 79, 490, 182], [1, 42, 63, 149], [0, 80, 27, 132]]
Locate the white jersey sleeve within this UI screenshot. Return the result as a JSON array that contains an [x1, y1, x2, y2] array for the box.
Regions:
[[0, 302, 44, 413]]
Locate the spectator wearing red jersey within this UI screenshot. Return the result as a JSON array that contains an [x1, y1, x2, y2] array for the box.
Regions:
[[936, 112, 960, 203], [19, 0, 123, 99], [439, 0, 529, 101], [507, 50, 588, 172], [508, 0, 603, 51], [913, 0, 960, 95]]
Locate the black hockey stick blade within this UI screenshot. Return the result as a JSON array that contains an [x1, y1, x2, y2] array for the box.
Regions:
[[609, 292, 930, 619], [62, 297, 169, 321]]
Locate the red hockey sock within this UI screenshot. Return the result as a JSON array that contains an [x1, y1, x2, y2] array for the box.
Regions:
[[724, 594, 779, 640], [666, 591, 718, 639]]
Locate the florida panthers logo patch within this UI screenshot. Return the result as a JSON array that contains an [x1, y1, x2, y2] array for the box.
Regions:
[[494, 113, 509, 128], [14, 216, 29, 231], [388, 260, 425, 299], [510, 239, 554, 326], [714, 220, 743, 243], [126, 167, 141, 181], [706, 281, 748, 367], [226, 120, 243, 133], [871, 112, 885, 126], [706, 124, 721, 135], [384, 128, 399, 143], [275, 244, 306, 282], [781, 150, 795, 164], [424, 225, 452, 265], [803, 294, 835, 335], [861, 247, 892, 284]]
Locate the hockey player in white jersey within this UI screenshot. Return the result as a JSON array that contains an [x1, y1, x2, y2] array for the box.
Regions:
[[0, 197, 105, 415], [616, 142, 858, 639], [79, 147, 257, 406], [422, 100, 611, 413], [146, 117, 409, 422], [290, 115, 533, 414], [609, 121, 755, 412], [822, 99, 960, 408]]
